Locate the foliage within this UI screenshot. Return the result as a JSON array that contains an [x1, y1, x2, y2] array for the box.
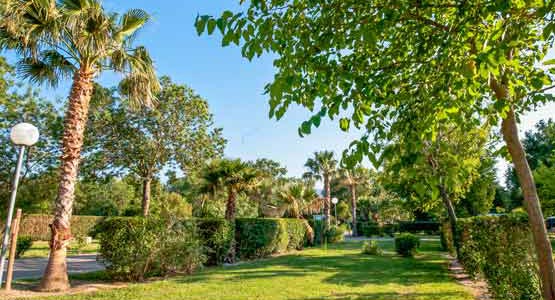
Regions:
[[96, 217, 206, 281], [324, 225, 346, 244], [439, 221, 455, 254], [14, 214, 104, 241], [276, 179, 319, 218], [235, 218, 307, 259], [398, 221, 440, 235], [456, 154, 497, 217], [195, 218, 234, 266], [335, 201, 351, 223], [159, 192, 193, 220], [361, 240, 382, 256], [395, 233, 420, 257], [455, 214, 541, 300], [74, 177, 140, 216], [15, 236, 33, 259], [535, 162, 555, 217]]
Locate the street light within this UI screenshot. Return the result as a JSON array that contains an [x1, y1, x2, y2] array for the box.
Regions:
[[0, 123, 39, 286], [331, 197, 338, 225]]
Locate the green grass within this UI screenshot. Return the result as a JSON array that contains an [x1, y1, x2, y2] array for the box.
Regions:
[[28, 239, 472, 300], [21, 240, 99, 258]]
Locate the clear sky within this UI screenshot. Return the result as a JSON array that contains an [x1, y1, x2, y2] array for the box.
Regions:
[[3, 1, 555, 182]]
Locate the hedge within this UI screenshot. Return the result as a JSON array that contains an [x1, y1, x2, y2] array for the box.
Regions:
[[14, 214, 104, 241], [455, 213, 541, 300], [235, 218, 308, 259], [194, 218, 233, 266], [439, 220, 455, 254], [96, 217, 205, 281], [398, 221, 439, 234]]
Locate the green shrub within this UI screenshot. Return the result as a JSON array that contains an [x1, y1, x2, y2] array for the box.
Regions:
[[195, 218, 233, 266], [395, 233, 420, 257], [325, 225, 346, 243], [15, 236, 33, 258], [361, 240, 382, 255], [398, 221, 439, 234], [360, 222, 382, 237], [15, 214, 104, 241], [235, 218, 308, 259], [455, 213, 540, 300], [382, 223, 398, 237], [96, 217, 206, 281]]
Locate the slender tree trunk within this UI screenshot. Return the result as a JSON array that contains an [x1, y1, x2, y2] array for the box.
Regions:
[[225, 188, 236, 221], [501, 107, 555, 300], [439, 184, 457, 243], [350, 184, 358, 236], [324, 174, 331, 228], [39, 67, 94, 292], [142, 178, 152, 217]]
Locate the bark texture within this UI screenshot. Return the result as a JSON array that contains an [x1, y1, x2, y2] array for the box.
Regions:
[[501, 108, 555, 300], [225, 188, 237, 221], [350, 184, 358, 236], [39, 68, 94, 292], [142, 178, 152, 217]]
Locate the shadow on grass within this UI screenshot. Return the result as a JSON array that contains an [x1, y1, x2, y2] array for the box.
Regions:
[[175, 239, 452, 288], [292, 291, 470, 300]]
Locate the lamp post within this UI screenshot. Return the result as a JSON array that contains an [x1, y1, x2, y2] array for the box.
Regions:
[[0, 123, 39, 286], [331, 197, 338, 225]]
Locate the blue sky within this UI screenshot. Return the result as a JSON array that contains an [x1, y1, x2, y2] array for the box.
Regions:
[[3, 1, 555, 182]]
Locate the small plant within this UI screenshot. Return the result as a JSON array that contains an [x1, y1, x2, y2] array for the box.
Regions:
[[395, 233, 420, 257], [15, 236, 33, 258], [361, 240, 382, 255], [325, 225, 346, 243]]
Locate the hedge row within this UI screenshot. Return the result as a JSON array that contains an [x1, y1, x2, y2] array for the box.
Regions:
[[235, 218, 309, 259], [14, 214, 104, 241], [454, 213, 541, 300], [355, 221, 439, 237]]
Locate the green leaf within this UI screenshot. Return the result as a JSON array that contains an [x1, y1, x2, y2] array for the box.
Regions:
[[207, 19, 216, 35], [339, 118, 350, 131], [195, 15, 209, 36]]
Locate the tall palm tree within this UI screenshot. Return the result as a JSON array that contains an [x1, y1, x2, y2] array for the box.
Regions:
[[0, 0, 159, 291], [338, 166, 371, 236], [276, 180, 318, 244], [199, 158, 260, 221], [303, 151, 337, 228]]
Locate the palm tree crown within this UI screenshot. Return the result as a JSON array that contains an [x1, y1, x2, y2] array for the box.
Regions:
[[303, 150, 338, 181], [0, 0, 160, 103]]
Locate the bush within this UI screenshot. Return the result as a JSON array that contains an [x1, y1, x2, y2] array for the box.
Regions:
[[15, 236, 33, 258], [194, 218, 233, 266], [235, 218, 309, 259], [325, 225, 346, 243], [382, 223, 398, 237], [359, 222, 382, 237], [15, 214, 104, 241], [361, 240, 382, 255], [455, 213, 540, 300], [96, 217, 206, 281], [398, 221, 439, 234], [395, 233, 420, 257]]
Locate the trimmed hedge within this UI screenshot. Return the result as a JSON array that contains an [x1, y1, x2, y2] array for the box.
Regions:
[[398, 221, 439, 234], [235, 218, 308, 259], [96, 217, 206, 281], [439, 221, 455, 254], [455, 213, 541, 300], [194, 218, 233, 266], [15, 214, 104, 241]]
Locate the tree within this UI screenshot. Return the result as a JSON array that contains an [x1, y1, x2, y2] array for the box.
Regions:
[[336, 166, 371, 236], [1, 0, 159, 291], [197, 3, 555, 296], [198, 158, 260, 221], [86, 77, 225, 216], [303, 151, 337, 228], [457, 155, 497, 217]]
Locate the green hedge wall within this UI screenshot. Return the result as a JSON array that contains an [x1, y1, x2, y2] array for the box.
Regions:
[[235, 218, 308, 259], [455, 213, 541, 300], [194, 218, 233, 266], [15, 214, 104, 241], [439, 221, 455, 254]]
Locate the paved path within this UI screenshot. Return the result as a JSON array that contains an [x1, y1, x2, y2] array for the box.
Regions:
[[2, 254, 104, 280]]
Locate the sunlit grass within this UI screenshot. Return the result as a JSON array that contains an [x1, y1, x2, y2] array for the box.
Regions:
[[21, 240, 99, 258]]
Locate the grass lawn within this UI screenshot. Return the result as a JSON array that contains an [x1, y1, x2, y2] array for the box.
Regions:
[[28, 239, 472, 300], [21, 240, 99, 258]]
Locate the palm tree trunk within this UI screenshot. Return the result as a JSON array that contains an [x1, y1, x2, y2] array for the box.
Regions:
[[225, 188, 237, 221], [350, 184, 357, 236], [39, 67, 94, 292], [142, 178, 152, 217], [324, 174, 331, 228], [501, 107, 555, 300]]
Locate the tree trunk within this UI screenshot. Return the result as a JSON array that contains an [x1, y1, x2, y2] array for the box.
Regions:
[[39, 67, 94, 292], [225, 188, 236, 221], [439, 184, 457, 244], [142, 178, 152, 217], [501, 107, 555, 300], [323, 174, 331, 228], [350, 184, 358, 236]]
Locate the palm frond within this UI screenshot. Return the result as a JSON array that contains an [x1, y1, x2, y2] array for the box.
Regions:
[[117, 46, 159, 108], [114, 8, 150, 42], [16, 50, 75, 87]]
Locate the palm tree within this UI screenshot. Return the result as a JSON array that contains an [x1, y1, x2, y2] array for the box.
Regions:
[[338, 166, 371, 236], [303, 151, 337, 228], [276, 180, 318, 244], [199, 159, 260, 221], [0, 0, 159, 291]]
